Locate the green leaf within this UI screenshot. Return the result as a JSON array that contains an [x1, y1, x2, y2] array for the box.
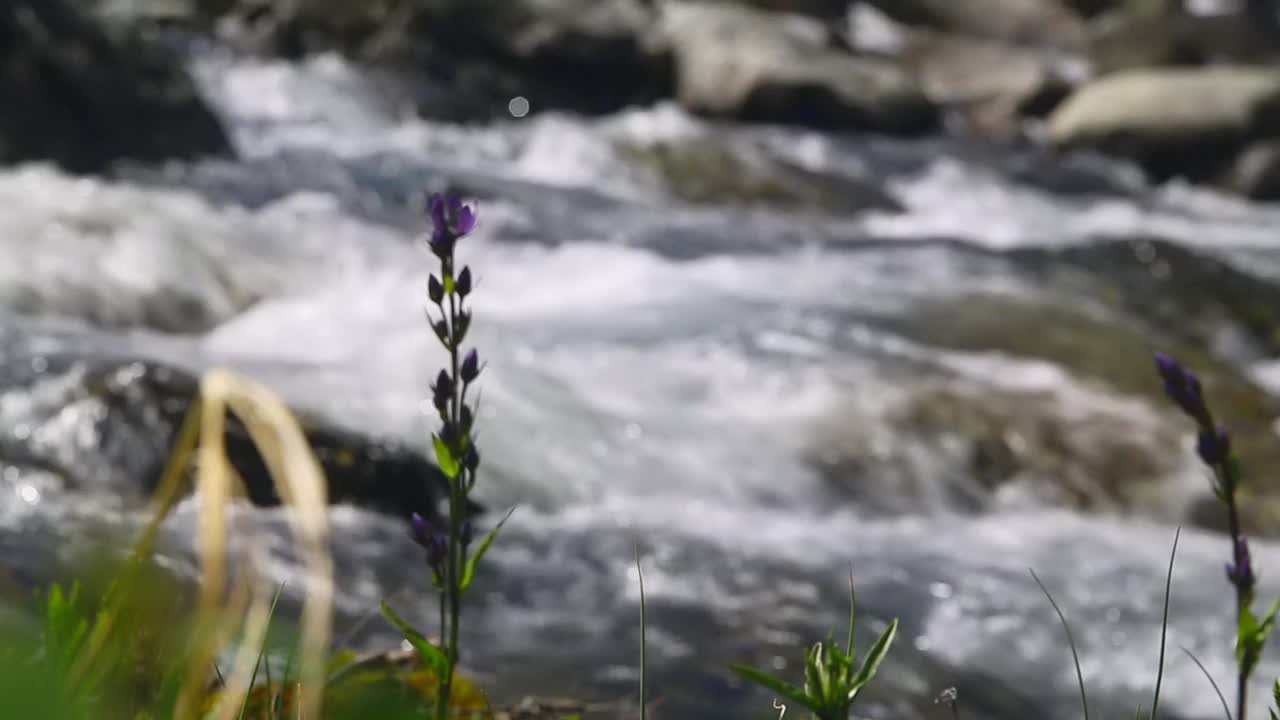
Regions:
[[803, 643, 823, 699], [1241, 598, 1280, 678], [729, 663, 817, 714], [849, 619, 898, 697], [379, 602, 450, 682], [459, 506, 516, 593], [432, 435, 460, 479], [1256, 597, 1280, 642], [236, 583, 286, 720], [1238, 606, 1258, 666]]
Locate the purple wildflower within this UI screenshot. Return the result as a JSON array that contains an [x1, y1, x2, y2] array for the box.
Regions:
[[1153, 352, 1207, 421], [1197, 424, 1231, 466], [427, 193, 477, 258], [410, 512, 448, 571]]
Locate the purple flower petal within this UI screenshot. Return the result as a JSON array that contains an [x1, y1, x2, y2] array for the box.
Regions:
[[454, 205, 477, 235], [429, 193, 447, 233]]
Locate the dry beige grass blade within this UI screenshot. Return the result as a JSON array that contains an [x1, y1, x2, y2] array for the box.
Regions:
[[150, 367, 335, 720]]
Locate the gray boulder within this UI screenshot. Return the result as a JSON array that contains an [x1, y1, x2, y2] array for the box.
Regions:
[[900, 30, 1079, 138], [660, 1, 938, 133], [1047, 67, 1280, 180]]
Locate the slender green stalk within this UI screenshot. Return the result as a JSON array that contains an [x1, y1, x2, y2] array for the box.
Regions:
[[1149, 527, 1180, 719], [1225, 489, 1249, 720], [442, 278, 463, 719], [636, 547, 647, 720], [1031, 569, 1089, 720], [1180, 646, 1233, 720]]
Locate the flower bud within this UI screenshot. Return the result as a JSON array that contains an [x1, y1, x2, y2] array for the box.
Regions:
[[1196, 424, 1231, 466], [430, 318, 449, 344], [460, 349, 480, 384], [410, 512, 430, 545], [1227, 536, 1256, 594], [462, 444, 480, 473], [432, 370, 452, 413], [457, 266, 473, 298], [428, 274, 444, 304], [1153, 352, 1207, 421], [453, 311, 471, 346]]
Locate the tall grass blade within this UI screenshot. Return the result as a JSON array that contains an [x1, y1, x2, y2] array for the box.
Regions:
[[1149, 527, 1181, 720], [1030, 569, 1090, 720], [1180, 645, 1232, 720]]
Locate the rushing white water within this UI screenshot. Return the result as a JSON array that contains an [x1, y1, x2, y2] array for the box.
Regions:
[[4, 46, 1280, 718]]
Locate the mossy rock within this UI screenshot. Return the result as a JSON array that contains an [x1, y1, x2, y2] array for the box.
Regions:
[[616, 139, 903, 214], [807, 376, 1187, 519], [884, 291, 1280, 534], [1007, 237, 1280, 359]]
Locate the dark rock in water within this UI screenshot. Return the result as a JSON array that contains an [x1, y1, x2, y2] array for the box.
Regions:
[[1225, 140, 1280, 201], [1007, 237, 1280, 360], [0, 0, 232, 174], [0, 356, 472, 524], [198, 0, 673, 120]]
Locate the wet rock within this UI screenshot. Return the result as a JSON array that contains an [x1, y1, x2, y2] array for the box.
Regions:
[[1084, 0, 1197, 75], [202, 0, 672, 119], [899, 30, 1079, 138], [0, 356, 471, 524], [616, 139, 903, 212], [1006, 237, 1280, 360], [1063, 0, 1123, 16], [807, 377, 1189, 520], [1047, 66, 1280, 182], [0, 0, 231, 174], [1225, 140, 1280, 201], [1087, 0, 1280, 76], [660, 1, 938, 134]]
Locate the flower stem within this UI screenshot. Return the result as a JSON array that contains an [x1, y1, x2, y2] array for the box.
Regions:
[[442, 261, 465, 719]]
